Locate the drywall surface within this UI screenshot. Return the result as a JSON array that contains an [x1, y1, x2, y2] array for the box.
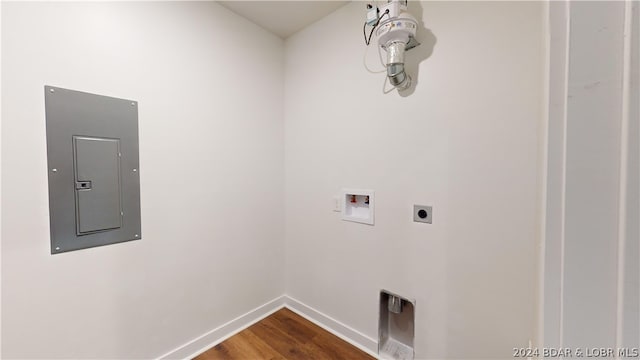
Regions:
[[1, 2, 284, 358], [562, 2, 624, 348], [621, 2, 640, 349], [543, 1, 569, 350], [543, 1, 640, 351], [284, 2, 544, 359]]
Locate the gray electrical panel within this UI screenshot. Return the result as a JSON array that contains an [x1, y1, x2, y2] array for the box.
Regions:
[[45, 86, 141, 254]]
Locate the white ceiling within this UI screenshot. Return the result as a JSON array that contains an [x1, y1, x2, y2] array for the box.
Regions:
[[218, 1, 350, 39]]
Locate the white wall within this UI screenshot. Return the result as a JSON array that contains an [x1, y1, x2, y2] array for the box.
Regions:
[[542, 1, 569, 350], [284, 2, 544, 359], [9, 2, 634, 359], [622, 2, 640, 349], [563, 1, 624, 348], [543, 0, 640, 351], [1, 2, 284, 358]]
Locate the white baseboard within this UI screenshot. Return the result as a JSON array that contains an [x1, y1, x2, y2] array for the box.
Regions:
[[284, 295, 379, 358], [157, 295, 286, 360], [157, 294, 378, 360]]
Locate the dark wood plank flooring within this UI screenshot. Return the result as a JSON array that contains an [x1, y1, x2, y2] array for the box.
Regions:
[[194, 308, 374, 360]]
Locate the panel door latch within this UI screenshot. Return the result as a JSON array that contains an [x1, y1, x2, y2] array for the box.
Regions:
[[75, 181, 92, 190]]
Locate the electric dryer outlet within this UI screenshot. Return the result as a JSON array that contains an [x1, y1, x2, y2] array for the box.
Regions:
[[413, 205, 432, 224]]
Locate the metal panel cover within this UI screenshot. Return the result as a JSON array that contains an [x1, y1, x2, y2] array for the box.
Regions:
[[45, 86, 141, 254], [74, 136, 122, 234]]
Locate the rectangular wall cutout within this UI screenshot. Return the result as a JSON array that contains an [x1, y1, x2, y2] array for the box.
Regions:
[[342, 188, 374, 225], [45, 86, 141, 254]]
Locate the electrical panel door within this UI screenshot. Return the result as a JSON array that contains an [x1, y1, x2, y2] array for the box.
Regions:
[[73, 136, 122, 234]]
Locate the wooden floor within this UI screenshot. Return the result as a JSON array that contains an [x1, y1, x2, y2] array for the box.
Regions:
[[194, 308, 374, 360]]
